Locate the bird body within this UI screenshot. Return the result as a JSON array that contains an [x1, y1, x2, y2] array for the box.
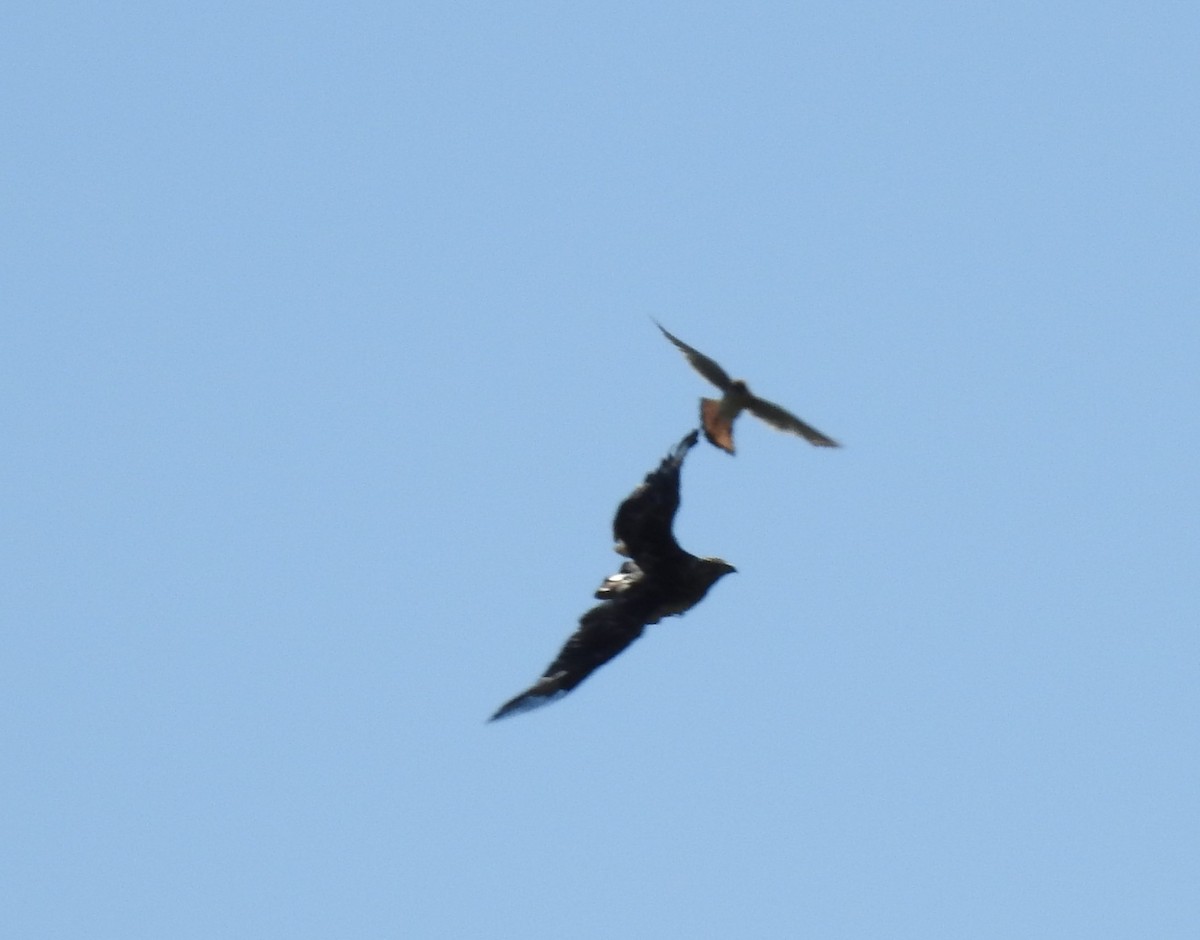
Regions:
[[490, 431, 734, 721], [698, 380, 754, 455], [656, 321, 840, 453]]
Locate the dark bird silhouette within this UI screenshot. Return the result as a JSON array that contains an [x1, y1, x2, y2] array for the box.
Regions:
[[490, 431, 735, 721], [656, 321, 840, 454]]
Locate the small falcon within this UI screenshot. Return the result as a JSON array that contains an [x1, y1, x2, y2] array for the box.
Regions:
[[656, 321, 840, 454], [490, 431, 735, 721]]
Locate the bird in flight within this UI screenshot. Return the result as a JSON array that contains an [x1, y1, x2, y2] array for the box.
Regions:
[[490, 430, 735, 721], [656, 321, 840, 454]]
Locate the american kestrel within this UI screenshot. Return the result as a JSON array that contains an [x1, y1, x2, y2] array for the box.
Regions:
[[656, 321, 840, 454]]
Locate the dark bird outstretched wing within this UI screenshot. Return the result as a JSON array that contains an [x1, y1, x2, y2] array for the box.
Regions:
[[745, 394, 841, 447], [655, 322, 733, 391], [489, 600, 650, 721], [611, 430, 698, 571]]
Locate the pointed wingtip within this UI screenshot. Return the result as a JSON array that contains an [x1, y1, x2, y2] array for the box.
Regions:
[[487, 704, 518, 723], [488, 688, 568, 723], [652, 318, 684, 348], [488, 697, 527, 722], [668, 428, 701, 465], [802, 430, 841, 448]]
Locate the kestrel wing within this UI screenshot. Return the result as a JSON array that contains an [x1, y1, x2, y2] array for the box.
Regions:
[[655, 322, 734, 391], [488, 600, 649, 721], [611, 430, 698, 570], [746, 394, 840, 447]]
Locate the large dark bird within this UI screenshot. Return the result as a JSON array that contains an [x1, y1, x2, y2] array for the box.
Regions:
[[490, 431, 735, 721], [656, 321, 840, 454]]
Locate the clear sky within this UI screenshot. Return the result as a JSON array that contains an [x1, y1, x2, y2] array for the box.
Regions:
[[3, 2, 1198, 937]]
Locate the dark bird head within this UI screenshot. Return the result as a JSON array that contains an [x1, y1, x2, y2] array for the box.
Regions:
[[703, 557, 737, 579], [695, 557, 737, 594], [648, 555, 736, 622]]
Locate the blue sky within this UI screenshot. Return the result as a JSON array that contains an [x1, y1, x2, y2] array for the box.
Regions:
[[3, 2, 1198, 937]]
